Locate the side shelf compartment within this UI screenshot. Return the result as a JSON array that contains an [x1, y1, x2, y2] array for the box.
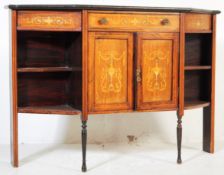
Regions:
[[184, 33, 212, 109], [184, 71, 211, 109], [17, 31, 82, 115], [185, 33, 212, 66]]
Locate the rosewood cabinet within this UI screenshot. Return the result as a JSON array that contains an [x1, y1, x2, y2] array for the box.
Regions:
[[8, 4, 220, 172]]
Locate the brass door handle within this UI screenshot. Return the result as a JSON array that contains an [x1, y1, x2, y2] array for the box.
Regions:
[[98, 18, 108, 25], [161, 18, 170, 25], [136, 68, 142, 82]]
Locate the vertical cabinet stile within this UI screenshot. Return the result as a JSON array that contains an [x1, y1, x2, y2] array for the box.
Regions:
[[11, 10, 19, 167]]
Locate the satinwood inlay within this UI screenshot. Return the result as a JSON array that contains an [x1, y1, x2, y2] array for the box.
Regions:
[[98, 51, 125, 93], [18, 11, 81, 31], [142, 40, 172, 102]]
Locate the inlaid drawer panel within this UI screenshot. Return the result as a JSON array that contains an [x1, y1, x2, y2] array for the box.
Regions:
[[185, 14, 212, 32], [88, 12, 180, 32], [17, 11, 81, 31]]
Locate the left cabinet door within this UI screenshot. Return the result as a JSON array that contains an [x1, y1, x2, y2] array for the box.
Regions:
[[88, 32, 134, 113]]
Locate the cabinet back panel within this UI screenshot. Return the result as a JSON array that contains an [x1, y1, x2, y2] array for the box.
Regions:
[[17, 31, 81, 68], [184, 71, 211, 101], [18, 72, 70, 107], [185, 34, 212, 66]]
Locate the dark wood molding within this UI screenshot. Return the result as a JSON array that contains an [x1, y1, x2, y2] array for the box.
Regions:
[[8, 5, 220, 14]]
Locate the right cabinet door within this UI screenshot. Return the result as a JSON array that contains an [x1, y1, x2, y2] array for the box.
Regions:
[[136, 33, 179, 110]]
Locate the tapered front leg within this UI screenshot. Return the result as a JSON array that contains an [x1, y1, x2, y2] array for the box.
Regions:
[[177, 117, 182, 164], [82, 121, 87, 172]]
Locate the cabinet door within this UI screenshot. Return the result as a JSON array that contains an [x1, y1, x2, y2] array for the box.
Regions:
[[136, 33, 178, 110], [88, 32, 133, 112]]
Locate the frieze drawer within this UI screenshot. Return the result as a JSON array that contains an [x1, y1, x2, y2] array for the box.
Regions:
[[17, 11, 81, 31], [88, 12, 180, 32], [185, 14, 212, 32]]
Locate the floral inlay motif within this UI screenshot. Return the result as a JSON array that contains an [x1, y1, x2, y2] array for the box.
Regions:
[[144, 49, 170, 99], [98, 51, 125, 93], [21, 16, 73, 26]]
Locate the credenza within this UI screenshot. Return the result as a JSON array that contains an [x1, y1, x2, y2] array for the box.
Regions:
[[8, 4, 220, 172]]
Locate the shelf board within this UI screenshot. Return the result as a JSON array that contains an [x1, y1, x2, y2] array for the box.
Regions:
[[17, 67, 82, 73], [18, 105, 81, 115], [184, 66, 211, 70], [185, 30, 212, 34], [184, 100, 210, 110]]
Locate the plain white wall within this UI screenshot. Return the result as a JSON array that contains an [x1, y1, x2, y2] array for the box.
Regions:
[[0, 1, 224, 148]]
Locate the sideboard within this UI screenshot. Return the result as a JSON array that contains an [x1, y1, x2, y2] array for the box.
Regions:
[[8, 4, 220, 172]]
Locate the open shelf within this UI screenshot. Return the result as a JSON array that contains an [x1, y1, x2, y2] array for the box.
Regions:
[[17, 30, 83, 115], [185, 31, 212, 34], [17, 31, 82, 68], [184, 100, 210, 110], [18, 72, 82, 114], [184, 71, 211, 109], [17, 66, 82, 73], [185, 33, 212, 66], [18, 105, 81, 115], [184, 32, 212, 110], [184, 66, 211, 70]]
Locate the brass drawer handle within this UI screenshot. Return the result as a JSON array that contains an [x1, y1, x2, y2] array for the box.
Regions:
[[136, 68, 142, 82], [161, 18, 170, 25], [98, 18, 108, 25]]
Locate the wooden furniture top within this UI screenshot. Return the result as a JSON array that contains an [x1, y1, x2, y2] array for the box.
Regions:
[[8, 5, 220, 14]]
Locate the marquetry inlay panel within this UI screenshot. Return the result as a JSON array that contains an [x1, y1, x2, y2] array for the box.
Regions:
[[17, 11, 81, 31], [88, 12, 179, 32], [98, 50, 125, 94], [136, 33, 178, 110], [88, 32, 133, 112], [185, 14, 211, 32], [142, 40, 172, 102]]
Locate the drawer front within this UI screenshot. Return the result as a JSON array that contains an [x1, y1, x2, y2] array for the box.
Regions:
[[185, 14, 212, 32], [88, 12, 179, 32], [17, 11, 81, 31]]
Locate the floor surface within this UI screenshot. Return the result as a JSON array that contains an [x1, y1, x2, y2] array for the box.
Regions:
[[0, 141, 224, 175]]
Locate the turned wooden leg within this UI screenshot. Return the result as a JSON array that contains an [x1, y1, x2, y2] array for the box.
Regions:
[[177, 117, 182, 164], [82, 121, 87, 172]]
